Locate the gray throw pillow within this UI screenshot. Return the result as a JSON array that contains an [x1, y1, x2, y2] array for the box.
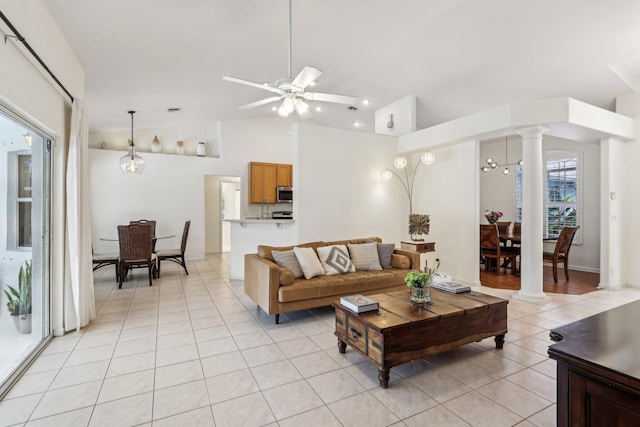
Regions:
[[377, 243, 396, 269], [272, 250, 303, 279]]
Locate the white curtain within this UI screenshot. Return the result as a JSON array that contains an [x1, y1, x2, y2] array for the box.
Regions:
[[64, 98, 96, 331]]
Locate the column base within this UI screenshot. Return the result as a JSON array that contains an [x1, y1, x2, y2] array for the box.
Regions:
[[512, 291, 549, 304]]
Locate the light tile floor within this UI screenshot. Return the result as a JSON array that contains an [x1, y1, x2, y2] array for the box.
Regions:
[[2, 254, 640, 427]]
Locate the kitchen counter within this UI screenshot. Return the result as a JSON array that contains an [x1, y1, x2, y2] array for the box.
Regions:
[[223, 218, 297, 280], [224, 218, 294, 228]]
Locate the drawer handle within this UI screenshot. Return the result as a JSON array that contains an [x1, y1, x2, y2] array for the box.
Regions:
[[350, 328, 362, 339]]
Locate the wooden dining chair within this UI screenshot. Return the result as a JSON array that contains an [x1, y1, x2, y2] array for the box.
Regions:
[[156, 220, 190, 277], [117, 223, 156, 288], [511, 222, 522, 248], [496, 221, 512, 237], [480, 224, 519, 273], [544, 226, 580, 283], [130, 219, 156, 236]]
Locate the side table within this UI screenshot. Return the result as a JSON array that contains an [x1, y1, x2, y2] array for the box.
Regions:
[[400, 241, 436, 253]]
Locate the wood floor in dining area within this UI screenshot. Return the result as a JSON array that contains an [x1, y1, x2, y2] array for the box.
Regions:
[[480, 265, 600, 295]]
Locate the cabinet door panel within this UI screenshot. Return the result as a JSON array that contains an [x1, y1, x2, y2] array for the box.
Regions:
[[276, 164, 292, 187]]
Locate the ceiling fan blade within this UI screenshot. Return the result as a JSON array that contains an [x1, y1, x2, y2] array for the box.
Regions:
[[291, 66, 323, 89], [239, 96, 282, 110], [304, 92, 358, 105], [223, 76, 283, 94]]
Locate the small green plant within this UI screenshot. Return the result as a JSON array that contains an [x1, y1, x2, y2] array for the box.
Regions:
[[404, 270, 430, 289], [4, 260, 32, 316]]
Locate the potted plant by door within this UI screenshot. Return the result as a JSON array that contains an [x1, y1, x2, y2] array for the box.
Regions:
[[4, 260, 32, 334]]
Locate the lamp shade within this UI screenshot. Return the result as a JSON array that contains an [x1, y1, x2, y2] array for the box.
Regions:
[[420, 150, 436, 165], [393, 156, 408, 169], [380, 169, 393, 182], [120, 143, 145, 174]]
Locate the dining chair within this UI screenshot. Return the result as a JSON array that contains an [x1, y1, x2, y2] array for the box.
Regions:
[[156, 220, 190, 277], [496, 221, 512, 237], [543, 226, 580, 283], [480, 224, 519, 273], [117, 223, 156, 289], [92, 246, 120, 281], [511, 222, 522, 248], [130, 219, 156, 236]]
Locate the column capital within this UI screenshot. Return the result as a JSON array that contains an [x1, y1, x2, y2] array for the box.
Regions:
[[516, 126, 549, 139]]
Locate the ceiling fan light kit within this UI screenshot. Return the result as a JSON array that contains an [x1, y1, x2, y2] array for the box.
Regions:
[[222, 0, 358, 118]]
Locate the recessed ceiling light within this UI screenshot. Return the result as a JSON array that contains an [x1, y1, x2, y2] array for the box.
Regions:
[[309, 81, 316, 87], [354, 122, 360, 127], [271, 106, 278, 111], [362, 99, 370, 105], [315, 106, 322, 112]]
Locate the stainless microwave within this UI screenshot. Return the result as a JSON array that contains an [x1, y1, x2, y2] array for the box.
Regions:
[[276, 186, 293, 203]]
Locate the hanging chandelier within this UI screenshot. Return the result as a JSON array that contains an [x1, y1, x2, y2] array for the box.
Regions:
[[480, 136, 522, 175], [119, 110, 145, 174]]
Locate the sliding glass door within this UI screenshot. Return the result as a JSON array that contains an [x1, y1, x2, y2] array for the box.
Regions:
[[0, 107, 51, 397]]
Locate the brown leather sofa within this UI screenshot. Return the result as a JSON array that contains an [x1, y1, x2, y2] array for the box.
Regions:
[[244, 237, 421, 323]]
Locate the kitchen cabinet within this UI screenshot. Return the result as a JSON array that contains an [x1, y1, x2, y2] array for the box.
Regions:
[[250, 162, 292, 204], [276, 163, 292, 187], [548, 300, 640, 426]]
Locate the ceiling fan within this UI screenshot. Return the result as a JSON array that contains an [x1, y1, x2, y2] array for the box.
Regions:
[[223, 0, 358, 118]]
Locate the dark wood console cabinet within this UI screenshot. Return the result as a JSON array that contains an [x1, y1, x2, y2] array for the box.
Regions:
[[548, 300, 640, 427]]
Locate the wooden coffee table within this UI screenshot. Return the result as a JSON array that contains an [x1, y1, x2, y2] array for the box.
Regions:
[[332, 289, 508, 388]]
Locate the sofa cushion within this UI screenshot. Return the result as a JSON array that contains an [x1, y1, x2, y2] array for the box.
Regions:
[[347, 243, 382, 271], [317, 245, 355, 275], [258, 241, 324, 261], [279, 268, 296, 286], [377, 243, 396, 269], [278, 269, 411, 303], [293, 247, 325, 279], [391, 253, 411, 269], [272, 249, 303, 279]]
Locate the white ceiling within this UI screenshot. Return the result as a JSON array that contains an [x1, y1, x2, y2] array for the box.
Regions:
[[41, 0, 640, 134]]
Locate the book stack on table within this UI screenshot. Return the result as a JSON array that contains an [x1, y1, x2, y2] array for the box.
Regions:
[[340, 294, 379, 313], [431, 282, 471, 293]]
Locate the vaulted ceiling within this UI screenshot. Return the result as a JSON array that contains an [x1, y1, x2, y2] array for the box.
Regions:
[[42, 0, 640, 134]]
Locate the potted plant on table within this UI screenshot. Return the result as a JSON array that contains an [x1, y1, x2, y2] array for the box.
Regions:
[[484, 210, 503, 224], [4, 260, 32, 334], [405, 270, 431, 307]]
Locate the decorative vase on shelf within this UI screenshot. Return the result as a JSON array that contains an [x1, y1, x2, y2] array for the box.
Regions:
[[196, 141, 206, 157], [176, 140, 184, 155], [151, 135, 161, 153]]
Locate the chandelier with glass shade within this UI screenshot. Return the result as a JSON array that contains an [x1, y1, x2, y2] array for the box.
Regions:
[[119, 110, 145, 174]]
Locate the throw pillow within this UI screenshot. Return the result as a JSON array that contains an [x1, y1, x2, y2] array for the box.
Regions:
[[377, 243, 396, 269], [272, 250, 304, 279], [293, 247, 325, 279], [317, 245, 356, 275], [390, 254, 411, 269], [347, 242, 383, 271], [278, 268, 295, 286]]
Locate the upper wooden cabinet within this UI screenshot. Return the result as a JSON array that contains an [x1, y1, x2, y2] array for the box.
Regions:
[[249, 162, 292, 204]]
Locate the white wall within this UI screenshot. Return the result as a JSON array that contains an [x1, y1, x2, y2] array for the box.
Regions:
[[479, 135, 600, 271], [412, 141, 479, 285], [295, 123, 407, 244]]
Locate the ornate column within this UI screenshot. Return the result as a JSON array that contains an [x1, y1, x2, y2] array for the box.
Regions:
[[514, 126, 548, 303]]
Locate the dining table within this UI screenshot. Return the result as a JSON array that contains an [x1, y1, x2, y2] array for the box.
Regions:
[[100, 234, 176, 252]]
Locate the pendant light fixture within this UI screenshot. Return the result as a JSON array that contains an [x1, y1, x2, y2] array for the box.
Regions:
[[480, 136, 522, 175], [119, 110, 145, 174]]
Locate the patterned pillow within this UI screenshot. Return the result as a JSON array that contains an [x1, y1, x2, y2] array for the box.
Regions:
[[272, 250, 303, 279], [347, 243, 382, 271], [293, 247, 325, 279], [317, 245, 356, 275]]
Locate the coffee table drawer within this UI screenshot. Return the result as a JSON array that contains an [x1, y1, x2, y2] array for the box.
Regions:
[[335, 310, 382, 363]]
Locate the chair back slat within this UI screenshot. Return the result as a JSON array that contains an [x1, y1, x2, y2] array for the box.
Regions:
[[554, 226, 580, 257], [118, 223, 154, 261], [480, 224, 500, 250], [180, 220, 191, 253]]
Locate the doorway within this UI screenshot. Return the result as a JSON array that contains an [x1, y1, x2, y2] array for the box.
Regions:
[[0, 106, 52, 397], [204, 176, 240, 254]]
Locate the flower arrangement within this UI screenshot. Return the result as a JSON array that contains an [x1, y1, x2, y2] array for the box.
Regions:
[[404, 258, 440, 289], [484, 210, 503, 224]]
